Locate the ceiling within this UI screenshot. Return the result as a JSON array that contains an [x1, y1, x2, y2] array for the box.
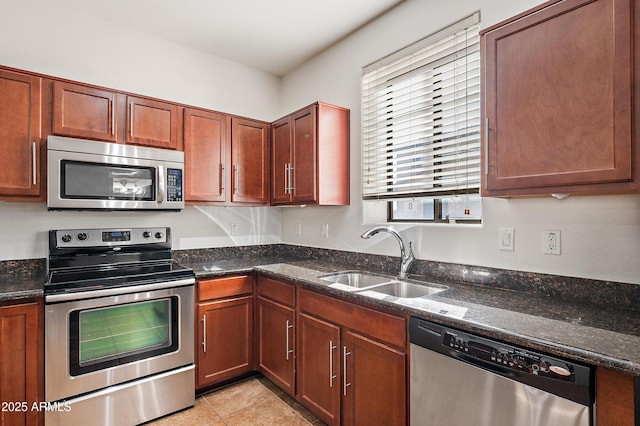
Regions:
[[63, 0, 405, 76]]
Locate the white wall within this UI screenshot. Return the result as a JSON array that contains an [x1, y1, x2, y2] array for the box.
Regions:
[[0, 0, 283, 259], [279, 0, 640, 285]]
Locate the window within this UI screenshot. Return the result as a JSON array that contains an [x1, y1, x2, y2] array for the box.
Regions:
[[361, 13, 481, 223]]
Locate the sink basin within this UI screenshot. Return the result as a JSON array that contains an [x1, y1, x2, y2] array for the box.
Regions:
[[319, 271, 390, 290], [361, 281, 447, 298]]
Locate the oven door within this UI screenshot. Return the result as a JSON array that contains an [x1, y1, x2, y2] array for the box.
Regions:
[[45, 282, 194, 402]]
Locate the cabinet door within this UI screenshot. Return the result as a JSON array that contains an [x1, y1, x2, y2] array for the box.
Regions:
[[0, 70, 42, 198], [297, 312, 341, 425], [0, 302, 40, 426], [482, 0, 633, 196], [291, 105, 317, 203], [231, 117, 269, 204], [596, 367, 635, 426], [52, 81, 117, 142], [342, 330, 406, 426], [256, 296, 295, 395], [184, 108, 227, 202], [126, 96, 180, 150], [197, 295, 253, 387], [271, 117, 292, 204]]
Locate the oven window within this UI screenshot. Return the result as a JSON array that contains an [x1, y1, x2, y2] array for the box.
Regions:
[[61, 160, 155, 201], [69, 297, 178, 376]]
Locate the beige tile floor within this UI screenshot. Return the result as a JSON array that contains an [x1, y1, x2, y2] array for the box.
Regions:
[[147, 376, 326, 426]]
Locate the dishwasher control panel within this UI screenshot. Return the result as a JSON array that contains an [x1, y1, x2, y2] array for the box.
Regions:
[[443, 332, 574, 380]]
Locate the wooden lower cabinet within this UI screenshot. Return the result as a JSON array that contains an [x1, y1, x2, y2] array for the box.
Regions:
[[297, 312, 341, 424], [256, 276, 296, 396], [0, 301, 42, 426], [296, 287, 407, 426], [596, 367, 637, 426], [196, 276, 253, 389]]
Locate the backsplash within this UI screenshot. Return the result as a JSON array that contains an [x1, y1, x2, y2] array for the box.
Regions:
[[174, 244, 640, 310]]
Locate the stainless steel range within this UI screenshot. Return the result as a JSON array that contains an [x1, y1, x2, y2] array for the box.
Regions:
[[44, 227, 195, 426]]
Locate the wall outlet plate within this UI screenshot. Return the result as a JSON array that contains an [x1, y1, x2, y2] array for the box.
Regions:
[[499, 228, 514, 251], [543, 230, 561, 255]]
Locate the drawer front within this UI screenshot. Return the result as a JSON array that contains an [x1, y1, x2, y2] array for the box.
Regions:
[[257, 276, 295, 307], [298, 288, 406, 349], [198, 275, 253, 301]]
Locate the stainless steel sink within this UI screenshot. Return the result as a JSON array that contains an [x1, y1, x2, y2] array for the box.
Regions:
[[361, 281, 446, 298], [319, 271, 390, 290], [319, 271, 447, 298]]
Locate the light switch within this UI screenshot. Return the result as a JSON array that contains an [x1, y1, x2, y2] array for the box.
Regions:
[[499, 228, 514, 251]]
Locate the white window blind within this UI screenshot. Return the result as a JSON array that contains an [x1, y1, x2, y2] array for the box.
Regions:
[[362, 13, 481, 200]]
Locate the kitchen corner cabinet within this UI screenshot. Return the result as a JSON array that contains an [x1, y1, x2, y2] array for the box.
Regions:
[[184, 108, 229, 202], [51, 80, 182, 150], [271, 102, 349, 206], [481, 0, 639, 197], [196, 276, 254, 389], [596, 367, 636, 425], [230, 117, 269, 204], [297, 288, 407, 426], [256, 276, 296, 396], [0, 69, 43, 201], [0, 301, 42, 426]]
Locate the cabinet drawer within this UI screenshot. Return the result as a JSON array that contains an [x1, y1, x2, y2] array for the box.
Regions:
[[198, 275, 253, 301], [257, 276, 295, 307], [298, 288, 406, 349]]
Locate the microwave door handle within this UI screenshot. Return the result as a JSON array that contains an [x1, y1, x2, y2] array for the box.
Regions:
[[157, 165, 166, 203]]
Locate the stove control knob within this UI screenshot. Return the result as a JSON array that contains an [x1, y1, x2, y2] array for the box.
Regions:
[[155, 232, 163, 239], [77, 233, 88, 241], [61, 234, 72, 243], [143, 231, 151, 238]]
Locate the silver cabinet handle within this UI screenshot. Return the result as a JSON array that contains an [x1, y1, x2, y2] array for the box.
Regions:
[[110, 97, 115, 135], [233, 165, 239, 195], [285, 320, 294, 360], [288, 162, 294, 193], [31, 142, 37, 185], [221, 164, 226, 192], [484, 117, 489, 175], [329, 340, 337, 387], [202, 314, 207, 353], [343, 345, 351, 395], [284, 163, 289, 194], [130, 103, 134, 137]]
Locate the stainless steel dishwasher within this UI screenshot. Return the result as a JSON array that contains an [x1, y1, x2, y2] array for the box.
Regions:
[[410, 318, 594, 426]]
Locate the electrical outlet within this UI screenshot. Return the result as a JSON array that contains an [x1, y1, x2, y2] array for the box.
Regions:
[[231, 223, 239, 236], [321, 224, 329, 238], [543, 230, 561, 255]]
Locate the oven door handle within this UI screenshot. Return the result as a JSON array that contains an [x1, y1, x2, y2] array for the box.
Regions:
[[45, 277, 195, 303]]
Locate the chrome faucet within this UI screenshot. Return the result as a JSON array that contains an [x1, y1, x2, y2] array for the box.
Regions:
[[360, 226, 415, 278]]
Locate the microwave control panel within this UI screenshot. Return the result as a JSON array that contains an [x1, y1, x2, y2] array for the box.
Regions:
[[167, 169, 183, 202]]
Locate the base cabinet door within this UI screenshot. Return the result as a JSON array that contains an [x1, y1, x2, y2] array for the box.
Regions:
[[256, 296, 295, 395], [197, 295, 253, 387], [342, 331, 406, 426], [0, 302, 41, 426], [297, 312, 341, 425]]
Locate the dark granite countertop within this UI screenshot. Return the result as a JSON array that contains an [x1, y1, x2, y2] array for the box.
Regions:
[[0, 259, 46, 303], [175, 246, 640, 376]]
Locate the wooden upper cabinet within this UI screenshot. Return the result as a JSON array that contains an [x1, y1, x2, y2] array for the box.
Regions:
[[271, 102, 350, 206], [231, 117, 269, 204], [481, 0, 637, 196], [52, 81, 117, 142], [184, 108, 228, 202], [126, 95, 181, 150], [0, 69, 42, 200]]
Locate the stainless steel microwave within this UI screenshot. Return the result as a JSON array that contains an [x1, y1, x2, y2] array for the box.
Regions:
[[47, 136, 184, 210]]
